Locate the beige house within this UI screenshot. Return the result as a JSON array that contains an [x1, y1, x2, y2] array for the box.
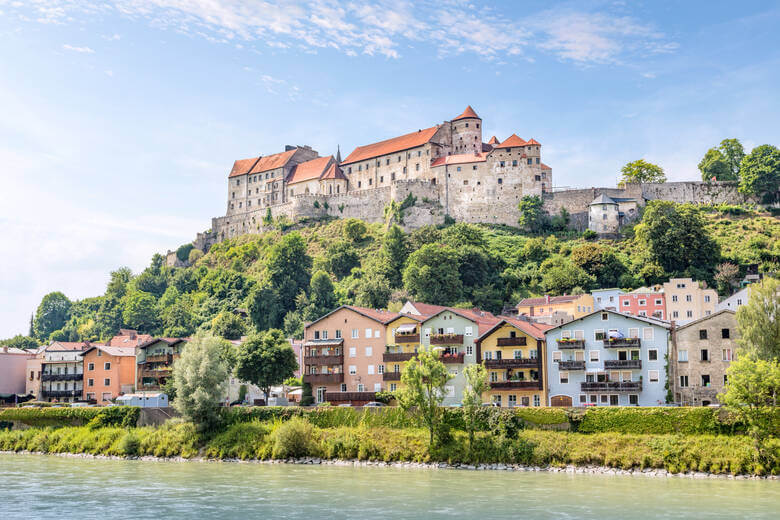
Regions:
[[671, 310, 737, 406], [663, 277, 718, 324]]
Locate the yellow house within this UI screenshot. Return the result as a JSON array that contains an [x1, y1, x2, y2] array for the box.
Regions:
[[475, 318, 553, 407], [383, 314, 425, 393], [516, 294, 595, 323]]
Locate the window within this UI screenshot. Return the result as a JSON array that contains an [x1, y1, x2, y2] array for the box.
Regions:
[[699, 329, 708, 340], [357, 384, 365, 392], [335, 330, 342, 339], [365, 328, 372, 338], [638, 299, 646, 306], [629, 394, 639, 405], [512, 160, 518, 167], [314, 331, 320, 340], [104, 362, 110, 370], [595, 330, 606, 341], [340, 384, 347, 392], [721, 328, 730, 339], [559, 372, 569, 384], [642, 328, 654, 340], [322, 331, 328, 340], [648, 370, 659, 383], [609, 395, 619, 406], [374, 329, 380, 338], [589, 351, 599, 362], [88, 363, 94, 371], [390, 383, 397, 392], [601, 313, 608, 321], [552, 351, 562, 361], [533, 395, 540, 407], [701, 349, 709, 361], [378, 364, 384, 374], [527, 158, 532, 165], [348, 365, 357, 375], [648, 349, 658, 361], [680, 375, 689, 387], [464, 326, 473, 336], [701, 374, 711, 387], [579, 395, 587, 404], [88, 378, 94, 387], [351, 329, 359, 339], [704, 295, 711, 303], [104, 378, 110, 386], [466, 345, 473, 356], [500, 161, 505, 167], [513, 350, 523, 360], [367, 365, 375, 375], [365, 347, 372, 357], [457, 167, 461, 172], [497, 178, 503, 184], [672, 311, 679, 318], [722, 349, 732, 362], [415, 163, 420, 171], [628, 328, 639, 338], [349, 348, 356, 358], [678, 350, 688, 362], [622, 300, 630, 307], [686, 310, 693, 318], [686, 294, 692, 302]]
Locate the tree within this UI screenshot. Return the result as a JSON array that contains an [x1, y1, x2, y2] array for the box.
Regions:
[[619, 159, 666, 184], [736, 278, 780, 361], [383, 224, 408, 287], [634, 201, 720, 276], [106, 267, 132, 299], [517, 195, 547, 233], [0, 334, 39, 350], [397, 350, 452, 447], [211, 311, 247, 340], [33, 292, 72, 341], [188, 248, 204, 264], [343, 218, 367, 242], [176, 243, 194, 263], [173, 333, 229, 431], [122, 290, 159, 332], [306, 271, 337, 320], [719, 138, 746, 179], [403, 244, 463, 305], [699, 139, 744, 181], [235, 329, 298, 406], [266, 233, 312, 318], [282, 311, 304, 339], [462, 363, 489, 454], [323, 241, 360, 280], [714, 262, 740, 295], [247, 285, 282, 331], [739, 144, 780, 203], [539, 255, 596, 295], [570, 243, 627, 288]]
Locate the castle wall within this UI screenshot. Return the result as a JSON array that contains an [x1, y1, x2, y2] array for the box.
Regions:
[[640, 181, 756, 205]]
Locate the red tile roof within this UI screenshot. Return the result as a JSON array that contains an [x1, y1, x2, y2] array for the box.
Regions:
[[526, 138, 541, 145], [229, 149, 300, 178], [518, 295, 581, 306], [494, 134, 528, 148], [320, 162, 346, 180], [487, 136, 500, 145], [406, 302, 448, 316], [345, 305, 400, 324], [431, 152, 487, 167], [476, 317, 553, 342], [341, 126, 440, 165], [48, 341, 92, 351], [229, 157, 259, 177], [83, 345, 136, 357], [286, 156, 332, 185], [452, 105, 480, 121], [109, 334, 153, 347], [541, 163, 551, 170]]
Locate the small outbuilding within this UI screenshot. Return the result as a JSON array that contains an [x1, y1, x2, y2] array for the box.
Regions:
[[115, 392, 169, 408]]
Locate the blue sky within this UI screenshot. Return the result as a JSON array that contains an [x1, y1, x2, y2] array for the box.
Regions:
[[1, 0, 779, 337]]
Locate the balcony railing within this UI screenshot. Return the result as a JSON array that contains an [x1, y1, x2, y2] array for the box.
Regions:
[[603, 338, 641, 348], [146, 354, 172, 363], [303, 373, 344, 384], [497, 337, 527, 347], [383, 372, 402, 381], [580, 381, 642, 392], [395, 334, 420, 344], [140, 369, 172, 377], [489, 380, 542, 390], [325, 391, 377, 403], [41, 373, 82, 381], [430, 334, 464, 345], [604, 359, 642, 370], [41, 390, 81, 398], [558, 360, 586, 370], [439, 353, 465, 364], [305, 353, 344, 365], [556, 339, 585, 349], [483, 358, 540, 369], [383, 352, 416, 362]]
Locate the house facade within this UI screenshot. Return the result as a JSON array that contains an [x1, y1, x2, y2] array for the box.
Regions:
[[663, 277, 718, 324], [82, 345, 135, 404], [475, 318, 551, 407], [135, 338, 187, 391], [545, 310, 670, 407], [0, 346, 35, 394], [715, 286, 751, 312], [40, 341, 90, 403], [591, 288, 624, 311], [671, 310, 738, 406], [383, 314, 426, 394], [515, 294, 595, 324], [619, 287, 666, 320]]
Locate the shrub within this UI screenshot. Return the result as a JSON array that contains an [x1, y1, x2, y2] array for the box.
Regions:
[[576, 407, 731, 435], [582, 229, 598, 240], [119, 431, 141, 456], [0, 406, 139, 428], [204, 420, 269, 459], [270, 416, 316, 458]]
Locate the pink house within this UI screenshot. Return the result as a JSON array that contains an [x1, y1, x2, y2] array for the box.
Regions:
[[619, 288, 666, 320], [0, 346, 36, 394]]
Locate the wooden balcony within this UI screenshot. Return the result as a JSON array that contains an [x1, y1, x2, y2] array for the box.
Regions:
[[146, 354, 172, 363], [557, 360, 586, 370], [497, 337, 528, 347], [303, 373, 344, 384], [604, 359, 642, 370], [383, 372, 402, 381], [439, 353, 465, 364], [395, 334, 420, 344], [489, 380, 541, 390], [556, 339, 585, 349], [603, 338, 641, 348], [483, 358, 540, 369], [304, 354, 343, 365], [580, 381, 642, 392], [140, 369, 172, 378], [42, 373, 82, 381], [383, 352, 416, 362], [325, 391, 377, 403], [430, 334, 464, 345]]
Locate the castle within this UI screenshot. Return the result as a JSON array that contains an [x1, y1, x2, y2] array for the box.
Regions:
[[192, 106, 756, 252]]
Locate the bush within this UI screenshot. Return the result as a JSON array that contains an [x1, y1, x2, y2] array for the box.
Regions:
[[0, 406, 139, 428], [118, 431, 140, 456], [204, 420, 268, 459], [270, 417, 316, 458], [582, 229, 598, 240], [576, 407, 733, 435]]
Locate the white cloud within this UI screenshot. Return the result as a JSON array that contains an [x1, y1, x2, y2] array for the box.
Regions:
[[62, 43, 95, 53]]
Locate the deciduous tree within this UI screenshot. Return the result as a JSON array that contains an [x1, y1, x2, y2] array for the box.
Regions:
[[736, 278, 780, 361], [235, 329, 298, 405], [738, 144, 780, 203], [403, 244, 463, 305], [33, 292, 72, 341], [620, 159, 666, 184], [397, 350, 452, 447], [173, 334, 229, 431], [462, 363, 489, 453]]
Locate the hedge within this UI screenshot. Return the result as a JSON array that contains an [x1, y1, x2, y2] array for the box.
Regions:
[[574, 407, 751, 436], [0, 406, 140, 429]]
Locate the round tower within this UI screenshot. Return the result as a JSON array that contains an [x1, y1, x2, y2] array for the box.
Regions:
[[451, 105, 482, 154]]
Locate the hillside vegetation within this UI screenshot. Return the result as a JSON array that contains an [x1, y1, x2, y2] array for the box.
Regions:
[[7, 201, 779, 345]]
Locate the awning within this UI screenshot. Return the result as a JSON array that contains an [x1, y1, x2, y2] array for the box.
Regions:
[[397, 323, 417, 332], [303, 339, 344, 347]]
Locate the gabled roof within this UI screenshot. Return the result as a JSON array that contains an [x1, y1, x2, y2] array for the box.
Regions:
[[526, 138, 541, 145], [494, 134, 527, 149], [341, 126, 441, 165], [137, 337, 188, 350], [541, 162, 551, 170], [475, 317, 553, 343], [109, 333, 153, 347], [544, 309, 671, 333], [421, 307, 500, 335], [228, 149, 300, 178], [320, 162, 347, 180], [47, 341, 91, 351], [517, 295, 582, 307], [229, 157, 260, 177], [487, 136, 500, 145], [590, 194, 617, 205], [431, 152, 487, 167], [674, 309, 735, 331], [286, 156, 333, 185], [452, 105, 480, 121], [82, 345, 135, 357], [403, 302, 448, 316], [387, 313, 427, 325], [306, 305, 400, 327]]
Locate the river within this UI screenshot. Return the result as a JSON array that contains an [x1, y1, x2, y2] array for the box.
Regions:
[[0, 454, 777, 519]]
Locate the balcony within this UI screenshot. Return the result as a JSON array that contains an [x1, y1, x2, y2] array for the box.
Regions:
[[489, 380, 542, 390], [383, 352, 416, 362], [556, 339, 585, 349], [303, 373, 344, 384], [558, 360, 586, 370], [580, 381, 642, 392], [430, 334, 464, 345], [305, 353, 343, 365], [439, 352, 465, 364], [146, 354, 172, 363], [383, 372, 402, 381], [41, 390, 81, 398], [483, 358, 540, 369], [325, 391, 377, 403], [395, 334, 420, 344], [604, 359, 642, 370], [41, 373, 82, 382], [603, 338, 641, 348], [140, 369, 172, 378], [497, 337, 528, 347]]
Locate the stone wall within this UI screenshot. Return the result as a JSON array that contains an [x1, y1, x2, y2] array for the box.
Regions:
[[640, 181, 756, 205]]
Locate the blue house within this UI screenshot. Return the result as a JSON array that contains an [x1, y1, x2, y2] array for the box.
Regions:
[[545, 310, 670, 407], [591, 288, 625, 311]]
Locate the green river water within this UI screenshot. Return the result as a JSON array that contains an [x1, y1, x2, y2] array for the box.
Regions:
[[0, 454, 777, 519]]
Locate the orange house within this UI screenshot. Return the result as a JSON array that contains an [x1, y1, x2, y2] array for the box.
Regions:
[[81, 345, 136, 404]]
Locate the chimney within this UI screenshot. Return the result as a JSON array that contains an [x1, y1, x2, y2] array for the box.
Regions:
[[285, 145, 296, 151], [545, 295, 550, 304]]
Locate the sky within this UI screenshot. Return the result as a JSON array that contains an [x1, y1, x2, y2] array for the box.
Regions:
[[0, 0, 779, 338]]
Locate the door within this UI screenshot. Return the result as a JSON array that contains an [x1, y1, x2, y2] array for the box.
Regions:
[[550, 395, 572, 407], [316, 387, 326, 403]]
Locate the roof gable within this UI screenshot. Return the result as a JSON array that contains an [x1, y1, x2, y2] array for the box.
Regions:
[[544, 309, 671, 333], [487, 136, 500, 145], [229, 157, 260, 177], [341, 126, 440, 165], [452, 105, 480, 121], [494, 134, 527, 148], [675, 309, 736, 331], [286, 156, 332, 185]]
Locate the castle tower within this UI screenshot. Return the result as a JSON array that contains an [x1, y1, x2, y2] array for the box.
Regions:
[[450, 105, 483, 154]]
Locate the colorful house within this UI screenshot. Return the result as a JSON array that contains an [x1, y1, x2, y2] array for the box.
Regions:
[[662, 277, 718, 324], [0, 346, 36, 395], [40, 341, 90, 403], [135, 338, 187, 391], [545, 310, 670, 407], [475, 318, 552, 407], [515, 294, 594, 324], [591, 288, 624, 311], [619, 287, 666, 320], [383, 313, 427, 393], [82, 344, 136, 404]]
